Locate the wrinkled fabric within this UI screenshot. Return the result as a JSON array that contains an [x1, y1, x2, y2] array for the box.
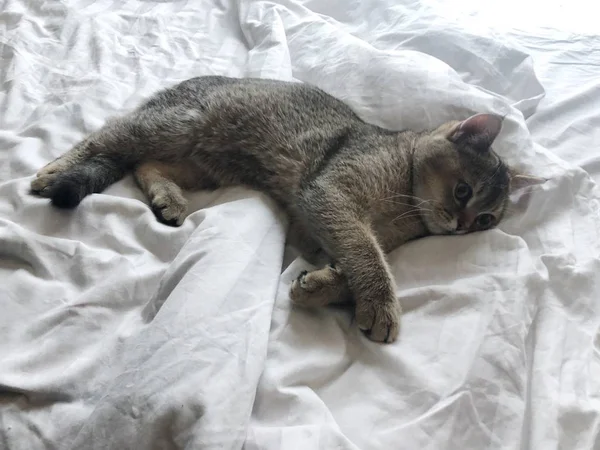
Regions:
[[0, 1, 599, 449]]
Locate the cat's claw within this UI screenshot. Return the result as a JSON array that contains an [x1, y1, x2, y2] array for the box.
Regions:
[[30, 175, 57, 196], [31, 160, 68, 196], [355, 299, 401, 343], [290, 265, 348, 307], [150, 191, 188, 226]]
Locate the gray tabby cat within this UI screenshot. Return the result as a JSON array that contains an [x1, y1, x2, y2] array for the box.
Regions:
[[30, 76, 544, 343]]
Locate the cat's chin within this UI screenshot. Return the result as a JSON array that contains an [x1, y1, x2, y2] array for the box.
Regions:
[[424, 222, 453, 235], [422, 215, 457, 236]]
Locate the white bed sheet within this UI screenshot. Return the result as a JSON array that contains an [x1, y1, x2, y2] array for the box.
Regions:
[[1, 1, 600, 449]]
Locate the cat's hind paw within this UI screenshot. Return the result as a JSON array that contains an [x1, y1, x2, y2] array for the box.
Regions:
[[30, 174, 59, 197], [30, 158, 73, 198], [290, 264, 349, 307]]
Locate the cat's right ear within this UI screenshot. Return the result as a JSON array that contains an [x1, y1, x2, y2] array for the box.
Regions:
[[447, 113, 504, 152], [509, 170, 547, 193]]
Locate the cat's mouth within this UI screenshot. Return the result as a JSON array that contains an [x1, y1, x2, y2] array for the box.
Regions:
[[423, 207, 464, 235], [444, 217, 472, 235], [437, 209, 461, 234]]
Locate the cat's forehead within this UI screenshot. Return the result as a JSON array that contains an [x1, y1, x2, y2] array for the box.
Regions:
[[466, 151, 510, 212]]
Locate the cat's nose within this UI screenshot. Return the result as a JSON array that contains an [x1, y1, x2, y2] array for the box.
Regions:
[[456, 218, 469, 231], [456, 211, 476, 231]]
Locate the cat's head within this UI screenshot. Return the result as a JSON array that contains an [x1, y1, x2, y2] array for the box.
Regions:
[[412, 113, 545, 235]]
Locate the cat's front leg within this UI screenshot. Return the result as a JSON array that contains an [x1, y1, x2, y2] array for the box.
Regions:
[[338, 224, 401, 343], [298, 190, 401, 343]]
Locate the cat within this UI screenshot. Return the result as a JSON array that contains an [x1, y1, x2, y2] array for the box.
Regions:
[[30, 76, 545, 343]]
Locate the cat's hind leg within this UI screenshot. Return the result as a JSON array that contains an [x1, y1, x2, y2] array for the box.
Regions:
[[30, 117, 147, 208], [133, 161, 195, 226], [290, 264, 351, 307], [133, 160, 219, 226]]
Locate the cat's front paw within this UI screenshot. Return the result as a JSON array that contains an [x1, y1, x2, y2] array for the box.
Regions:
[[356, 297, 401, 343]]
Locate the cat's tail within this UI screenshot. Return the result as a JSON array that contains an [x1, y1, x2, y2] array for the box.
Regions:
[[47, 155, 130, 209]]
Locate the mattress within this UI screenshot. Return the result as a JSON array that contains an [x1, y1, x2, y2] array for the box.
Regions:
[[1, 1, 599, 449]]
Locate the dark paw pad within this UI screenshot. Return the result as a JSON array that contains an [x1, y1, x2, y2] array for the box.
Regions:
[[151, 205, 180, 227], [295, 270, 309, 289]]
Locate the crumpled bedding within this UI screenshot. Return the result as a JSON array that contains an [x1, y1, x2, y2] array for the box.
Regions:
[[1, 1, 599, 449]]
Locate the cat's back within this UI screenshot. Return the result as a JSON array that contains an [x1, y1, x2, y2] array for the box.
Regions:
[[148, 76, 361, 129], [203, 76, 362, 128]]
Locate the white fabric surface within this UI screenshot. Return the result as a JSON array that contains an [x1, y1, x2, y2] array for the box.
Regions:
[[1, 1, 599, 449]]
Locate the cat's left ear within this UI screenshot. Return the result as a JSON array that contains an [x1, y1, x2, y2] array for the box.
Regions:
[[509, 169, 547, 192], [448, 113, 504, 152]]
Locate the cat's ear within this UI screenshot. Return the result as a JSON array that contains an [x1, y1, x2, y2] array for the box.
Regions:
[[448, 113, 504, 152], [509, 170, 547, 192]]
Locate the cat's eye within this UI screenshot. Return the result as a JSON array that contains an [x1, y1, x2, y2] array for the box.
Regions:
[[476, 213, 494, 229], [454, 182, 472, 201]]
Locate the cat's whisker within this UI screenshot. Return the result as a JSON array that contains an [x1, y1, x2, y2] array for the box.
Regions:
[[382, 198, 413, 203], [383, 193, 423, 199], [386, 203, 434, 215], [392, 209, 426, 222], [382, 191, 421, 199], [387, 193, 444, 210], [393, 209, 423, 217], [382, 195, 433, 206], [381, 199, 433, 211], [392, 214, 424, 223], [382, 192, 432, 204]]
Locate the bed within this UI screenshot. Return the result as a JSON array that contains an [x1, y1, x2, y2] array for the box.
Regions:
[[1, 0, 599, 449]]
